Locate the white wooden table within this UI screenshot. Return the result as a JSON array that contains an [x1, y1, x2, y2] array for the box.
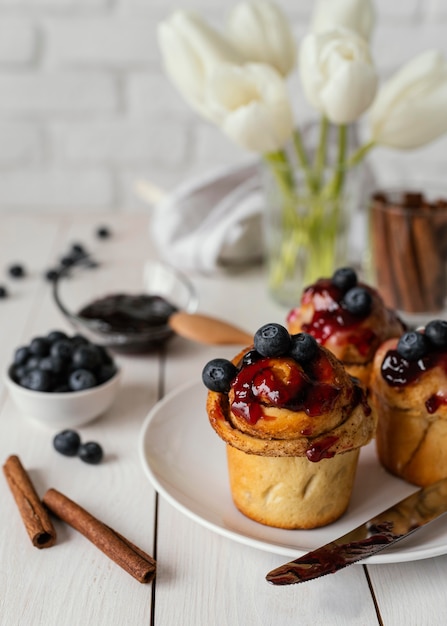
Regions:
[[1, 213, 447, 626]]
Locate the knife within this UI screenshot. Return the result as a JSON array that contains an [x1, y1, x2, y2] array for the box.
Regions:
[[266, 476, 447, 585]]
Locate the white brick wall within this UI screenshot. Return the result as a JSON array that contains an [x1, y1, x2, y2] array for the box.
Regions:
[[0, 0, 445, 213]]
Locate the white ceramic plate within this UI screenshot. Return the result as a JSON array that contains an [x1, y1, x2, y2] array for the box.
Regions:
[[139, 380, 447, 563]]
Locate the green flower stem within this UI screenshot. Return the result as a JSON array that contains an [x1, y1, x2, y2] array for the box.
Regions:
[[292, 128, 316, 191], [313, 115, 329, 190], [347, 140, 375, 168]]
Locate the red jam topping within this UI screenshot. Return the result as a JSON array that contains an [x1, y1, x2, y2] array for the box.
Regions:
[[306, 436, 338, 462], [230, 355, 342, 425], [426, 393, 447, 414], [288, 278, 377, 356], [381, 349, 447, 387]]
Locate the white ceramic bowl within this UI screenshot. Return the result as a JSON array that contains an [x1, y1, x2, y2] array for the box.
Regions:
[[5, 367, 121, 428]]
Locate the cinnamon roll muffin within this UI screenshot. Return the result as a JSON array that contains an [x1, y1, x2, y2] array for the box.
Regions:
[[202, 323, 375, 529], [371, 320, 447, 487], [287, 268, 405, 387]]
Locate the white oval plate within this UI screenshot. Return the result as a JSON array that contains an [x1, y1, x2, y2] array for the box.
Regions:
[[139, 380, 447, 563]]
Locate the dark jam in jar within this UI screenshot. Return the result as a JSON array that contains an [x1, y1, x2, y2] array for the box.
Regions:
[[287, 278, 376, 357], [78, 294, 178, 352]]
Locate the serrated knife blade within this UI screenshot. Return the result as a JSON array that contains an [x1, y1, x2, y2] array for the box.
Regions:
[[266, 477, 447, 585]]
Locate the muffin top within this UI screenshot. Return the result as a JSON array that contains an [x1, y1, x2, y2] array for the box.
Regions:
[[203, 323, 375, 460], [370, 320, 447, 413], [287, 268, 405, 366]]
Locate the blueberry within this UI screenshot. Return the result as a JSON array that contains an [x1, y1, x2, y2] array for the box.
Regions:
[[46, 330, 68, 344], [425, 320, 447, 348], [29, 336, 50, 357], [253, 323, 291, 357], [341, 287, 373, 316], [96, 226, 111, 239], [72, 344, 101, 370], [24, 355, 40, 371], [71, 334, 89, 348], [39, 355, 65, 375], [95, 345, 114, 365], [14, 346, 30, 366], [332, 267, 357, 292], [50, 339, 74, 361], [78, 441, 103, 464], [69, 369, 97, 391], [0, 285, 8, 298], [397, 331, 428, 361], [44, 269, 60, 282], [53, 430, 81, 456], [20, 369, 52, 392], [290, 333, 318, 363], [8, 264, 25, 278], [96, 363, 117, 384], [71, 243, 87, 256], [202, 358, 238, 392]]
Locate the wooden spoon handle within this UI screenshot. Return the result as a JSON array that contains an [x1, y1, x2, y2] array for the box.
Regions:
[[169, 312, 252, 346]]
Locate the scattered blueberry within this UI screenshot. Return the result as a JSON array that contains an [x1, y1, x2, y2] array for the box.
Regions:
[[332, 267, 357, 292], [425, 320, 447, 348], [44, 268, 60, 282], [96, 226, 111, 239], [341, 287, 372, 316], [78, 441, 103, 464], [254, 323, 291, 357], [202, 358, 238, 392], [71, 243, 87, 256], [8, 264, 25, 278], [0, 285, 8, 298], [53, 429, 81, 456], [290, 333, 318, 363], [397, 331, 428, 361], [20, 369, 52, 392], [68, 369, 97, 391]]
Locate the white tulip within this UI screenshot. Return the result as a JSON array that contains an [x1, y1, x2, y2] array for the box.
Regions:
[[157, 10, 242, 120], [311, 0, 375, 41], [205, 63, 294, 154], [369, 50, 447, 150], [299, 28, 378, 124], [226, 1, 296, 76]]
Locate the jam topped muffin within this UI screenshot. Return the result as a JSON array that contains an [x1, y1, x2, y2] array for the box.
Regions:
[[371, 320, 447, 487], [203, 323, 375, 529], [287, 268, 406, 387]]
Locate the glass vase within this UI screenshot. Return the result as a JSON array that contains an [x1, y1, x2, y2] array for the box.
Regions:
[[262, 157, 366, 307]]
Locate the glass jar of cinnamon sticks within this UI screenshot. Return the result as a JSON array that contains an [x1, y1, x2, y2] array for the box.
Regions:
[[370, 189, 447, 325]]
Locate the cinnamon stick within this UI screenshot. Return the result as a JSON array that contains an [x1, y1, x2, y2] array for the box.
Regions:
[[411, 209, 445, 312], [3, 455, 56, 549], [370, 195, 398, 307], [43, 488, 156, 584]]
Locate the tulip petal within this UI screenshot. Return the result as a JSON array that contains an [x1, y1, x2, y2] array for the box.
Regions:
[[369, 49, 447, 148], [206, 63, 294, 153], [157, 10, 242, 120], [226, 1, 296, 76], [321, 62, 378, 124]]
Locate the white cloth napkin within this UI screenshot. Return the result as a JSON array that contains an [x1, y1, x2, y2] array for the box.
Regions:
[[150, 161, 265, 273]]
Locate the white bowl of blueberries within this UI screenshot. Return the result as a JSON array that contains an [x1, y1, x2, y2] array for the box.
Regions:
[[5, 330, 121, 428]]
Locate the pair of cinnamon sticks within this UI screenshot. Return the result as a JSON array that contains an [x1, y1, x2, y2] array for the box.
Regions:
[[371, 191, 447, 314], [2, 454, 156, 584]]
